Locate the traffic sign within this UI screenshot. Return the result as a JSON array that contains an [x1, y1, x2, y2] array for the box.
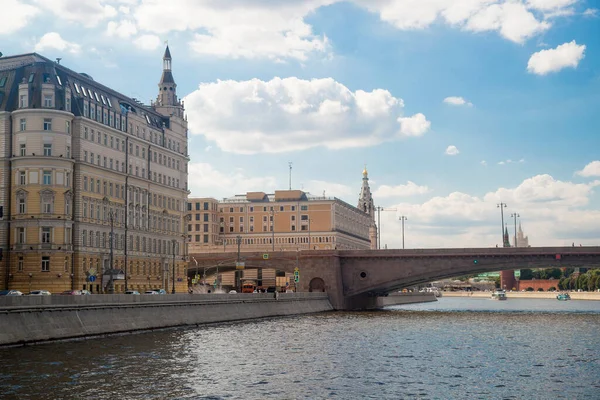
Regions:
[[263, 254, 269, 260], [88, 275, 96, 282], [235, 262, 245, 270]]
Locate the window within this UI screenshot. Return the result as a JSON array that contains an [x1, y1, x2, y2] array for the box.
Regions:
[[42, 171, 52, 185], [19, 95, 27, 108], [66, 146, 70, 158], [74, 83, 81, 94], [42, 227, 51, 243], [18, 198, 26, 214], [291, 225, 296, 231], [19, 118, 26, 131], [43, 119, 52, 131], [18, 257, 24, 272], [104, 134, 107, 146], [84, 127, 88, 139], [83, 102, 88, 117], [19, 143, 26, 156], [280, 206, 284, 211], [43, 143, 52, 156], [83, 176, 88, 191], [65, 121, 70, 134], [44, 94, 52, 108], [42, 197, 52, 214], [19, 171, 26, 185], [41, 256, 50, 272], [17, 227, 25, 244]]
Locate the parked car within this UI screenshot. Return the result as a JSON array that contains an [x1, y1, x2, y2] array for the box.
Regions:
[[29, 290, 51, 296], [152, 289, 167, 294], [60, 290, 82, 295], [0, 290, 23, 296], [144, 290, 158, 295], [125, 290, 140, 295], [228, 290, 237, 294], [80, 290, 92, 295]]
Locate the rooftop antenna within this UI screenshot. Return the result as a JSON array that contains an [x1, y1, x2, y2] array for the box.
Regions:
[[56, 58, 62, 64], [288, 162, 293, 190]]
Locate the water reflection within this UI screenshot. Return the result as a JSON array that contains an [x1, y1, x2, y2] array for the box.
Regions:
[[1, 298, 599, 399]]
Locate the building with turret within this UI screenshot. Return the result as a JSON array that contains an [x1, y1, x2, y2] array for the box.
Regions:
[[515, 222, 529, 248], [0, 47, 189, 294]]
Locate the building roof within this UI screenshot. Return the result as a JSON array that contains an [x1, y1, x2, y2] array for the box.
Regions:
[[0, 52, 169, 131]]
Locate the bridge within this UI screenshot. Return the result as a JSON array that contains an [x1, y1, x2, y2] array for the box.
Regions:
[[189, 246, 600, 310]]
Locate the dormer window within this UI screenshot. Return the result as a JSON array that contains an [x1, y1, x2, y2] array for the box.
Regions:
[[106, 97, 112, 107], [81, 85, 87, 97], [94, 92, 100, 102], [87, 88, 93, 98], [101, 95, 106, 105], [28, 73, 35, 83], [56, 75, 62, 86], [74, 83, 81, 94]]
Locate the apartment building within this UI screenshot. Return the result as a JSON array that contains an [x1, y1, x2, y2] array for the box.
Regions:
[[0, 47, 189, 294]]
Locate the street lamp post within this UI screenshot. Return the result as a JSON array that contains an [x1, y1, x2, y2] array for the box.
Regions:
[[171, 240, 176, 294], [511, 213, 520, 248], [103, 198, 116, 294], [399, 216, 407, 249], [497, 203, 507, 246], [236, 235, 242, 292], [269, 209, 276, 251]]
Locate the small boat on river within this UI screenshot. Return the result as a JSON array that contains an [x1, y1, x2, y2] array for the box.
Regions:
[[556, 293, 571, 301], [491, 289, 507, 300]]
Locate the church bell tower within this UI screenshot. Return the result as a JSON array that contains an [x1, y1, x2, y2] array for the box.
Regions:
[[358, 166, 377, 250]]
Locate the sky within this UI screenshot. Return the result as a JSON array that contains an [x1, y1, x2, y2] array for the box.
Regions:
[[3, 0, 600, 249]]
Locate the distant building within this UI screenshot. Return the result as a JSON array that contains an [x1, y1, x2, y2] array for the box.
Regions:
[[187, 170, 376, 253], [186, 170, 377, 289], [0, 47, 189, 294], [515, 222, 529, 247], [501, 223, 531, 290]]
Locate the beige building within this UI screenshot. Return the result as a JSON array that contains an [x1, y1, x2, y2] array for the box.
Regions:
[[186, 170, 377, 289], [0, 47, 189, 294]]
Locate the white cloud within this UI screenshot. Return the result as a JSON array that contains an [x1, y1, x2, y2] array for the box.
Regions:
[[354, 0, 552, 43], [0, 0, 39, 34], [576, 161, 600, 177], [106, 20, 137, 39], [188, 163, 277, 199], [481, 160, 487, 166], [378, 174, 600, 248], [34, 32, 81, 54], [184, 77, 430, 154], [397, 113, 431, 137], [374, 182, 430, 198], [304, 180, 354, 198], [32, 0, 116, 27], [445, 145, 460, 156], [583, 8, 598, 17], [526, 0, 577, 11], [133, 0, 333, 61], [133, 34, 161, 50], [498, 158, 525, 165], [527, 40, 586, 75], [443, 96, 473, 106]]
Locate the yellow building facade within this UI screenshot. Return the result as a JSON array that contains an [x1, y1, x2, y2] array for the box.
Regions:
[[0, 48, 189, 294]]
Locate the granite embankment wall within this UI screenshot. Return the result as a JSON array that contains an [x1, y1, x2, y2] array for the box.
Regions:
[[443, 291, 600, 300], [377, 292, 438, 307], [0, 293, 332, 346]]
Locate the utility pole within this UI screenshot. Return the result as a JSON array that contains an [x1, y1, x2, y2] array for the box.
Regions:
[[511, 213, 520, 247], [171, 240, 176, 294], [399, 216, 407, 249], [108, 209, 115, 293], [497, 203, 507, 246], [288, 162, 293, 190], [375, 206, 397, 249], [270, 208, 277, 251], [236, 235, 242, 292]]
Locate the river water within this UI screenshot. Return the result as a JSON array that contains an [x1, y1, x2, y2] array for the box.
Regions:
[[1, 297, 599, 399]]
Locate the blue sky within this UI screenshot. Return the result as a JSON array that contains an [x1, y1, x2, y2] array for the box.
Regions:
[[3, 0, 600, 248]]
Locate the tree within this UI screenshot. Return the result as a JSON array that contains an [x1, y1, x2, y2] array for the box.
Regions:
[[520, 269, 533, 280]]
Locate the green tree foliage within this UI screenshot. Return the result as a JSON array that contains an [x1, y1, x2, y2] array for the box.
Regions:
[[520, 269, 533, 280]]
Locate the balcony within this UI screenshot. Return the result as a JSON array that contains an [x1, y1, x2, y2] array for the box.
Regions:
[[12, 213, 72, 221]]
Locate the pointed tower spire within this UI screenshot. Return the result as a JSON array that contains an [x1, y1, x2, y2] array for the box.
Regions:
[[503, 226, 511, 248], [358, 166, 374, 220], [156, 44, 178, 108]]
